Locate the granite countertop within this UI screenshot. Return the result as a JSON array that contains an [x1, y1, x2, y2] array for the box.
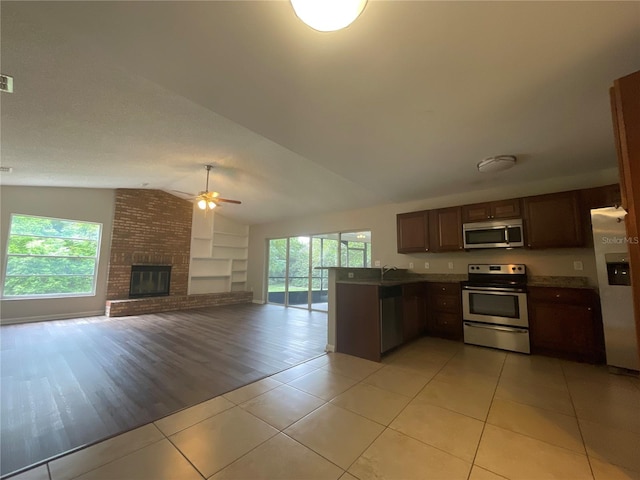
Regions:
[[337, 275, 595, 289], [336, 279, 424, 286], [527, 276, 594, 289], [336, 273, 466, 286]]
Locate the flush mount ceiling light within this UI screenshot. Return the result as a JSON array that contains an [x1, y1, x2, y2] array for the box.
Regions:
[[290, 0, 367, 32], [477, 155, 517, 173]]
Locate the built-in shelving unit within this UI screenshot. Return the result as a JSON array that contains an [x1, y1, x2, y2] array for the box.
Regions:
[[188, 207, 249, 294]]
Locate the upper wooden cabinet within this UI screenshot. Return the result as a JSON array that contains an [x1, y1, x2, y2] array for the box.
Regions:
[[523, 190, 584, 248], [580, 184, 621, 210], [462, 198, 521, 223], [429, 207, 463, 252], [397, 211, 430, 253]]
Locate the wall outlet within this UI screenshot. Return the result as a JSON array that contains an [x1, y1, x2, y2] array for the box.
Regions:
[[409, 262, 414, 269], [374, 260, 381, 267], [573, 261, 584, 271], [348, 272, 354, 278], [424, 262, 430, 269], [448, 262, 454, 269]]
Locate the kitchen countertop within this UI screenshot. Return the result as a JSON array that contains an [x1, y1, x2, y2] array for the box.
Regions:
[[336, 275, 595, 289], [527, 276, 594, 289], [336, 279, 425, 286], [336, 273, 466, 286]]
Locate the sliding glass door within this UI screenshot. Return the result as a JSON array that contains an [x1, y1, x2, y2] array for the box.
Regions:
[[287, 236, 310, 307], [311, 233, 339, 311], [267, 231, 371, 312], [267, 238, 287, 305]]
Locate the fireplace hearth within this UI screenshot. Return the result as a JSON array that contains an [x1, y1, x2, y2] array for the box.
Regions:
[[129, 265, 171, 298]]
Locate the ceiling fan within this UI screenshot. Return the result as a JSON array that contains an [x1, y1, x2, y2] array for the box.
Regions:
[[175, 165, 242, 211]]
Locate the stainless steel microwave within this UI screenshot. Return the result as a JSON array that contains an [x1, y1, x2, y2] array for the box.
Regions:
[[463, 218, 524, 249]]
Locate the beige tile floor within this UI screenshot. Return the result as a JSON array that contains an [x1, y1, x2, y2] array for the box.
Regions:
[[9, 337, 640, 480]]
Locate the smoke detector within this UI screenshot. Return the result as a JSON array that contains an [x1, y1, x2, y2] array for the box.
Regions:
[[477, 155, 516, 173]]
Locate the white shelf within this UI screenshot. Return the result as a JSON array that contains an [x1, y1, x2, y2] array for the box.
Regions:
[[189, 209, 248, 295], [212, 246, 246, 260], [215, 231, 247, 237], [231, 271, 247, 282], [191, 274, 230, 279], [190, 277, 229, 294]]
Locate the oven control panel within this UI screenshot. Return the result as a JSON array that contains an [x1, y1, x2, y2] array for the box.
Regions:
[[468, 264, 526, 274]]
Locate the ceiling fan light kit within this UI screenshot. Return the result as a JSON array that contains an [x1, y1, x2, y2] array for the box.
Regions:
[[290, 0, 367, 32], [183, 164, 242, 212], [477, 155, 517, 174]]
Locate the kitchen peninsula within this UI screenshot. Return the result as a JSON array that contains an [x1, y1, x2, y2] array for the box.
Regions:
[[328, 267, 604, 364]]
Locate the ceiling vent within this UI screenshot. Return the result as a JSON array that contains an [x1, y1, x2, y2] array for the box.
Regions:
[[0, 74, 14, 93], [0, 167, 13, 173], [477, 155, 516, 173]]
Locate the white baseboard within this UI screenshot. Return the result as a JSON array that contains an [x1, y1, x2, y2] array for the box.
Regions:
[[252, 299, 266, 305], [325, 344, 336, 353], [0, 310, 105, 325]]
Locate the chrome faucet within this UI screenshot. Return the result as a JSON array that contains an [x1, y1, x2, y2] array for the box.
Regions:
[[381, 265, 398, 280]]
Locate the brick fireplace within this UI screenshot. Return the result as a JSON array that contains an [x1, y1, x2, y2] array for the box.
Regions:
[[105, 189, 251, 316]]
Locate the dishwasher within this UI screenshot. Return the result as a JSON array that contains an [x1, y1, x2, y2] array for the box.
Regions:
[[380, 285, 403, 353]]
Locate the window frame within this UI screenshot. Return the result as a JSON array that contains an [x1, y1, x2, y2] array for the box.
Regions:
[[2, 213, 103, 300]]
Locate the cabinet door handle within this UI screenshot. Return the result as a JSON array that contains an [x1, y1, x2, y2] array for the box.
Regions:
[[587, 307, 592, 311], [556, 294, 560, 298]]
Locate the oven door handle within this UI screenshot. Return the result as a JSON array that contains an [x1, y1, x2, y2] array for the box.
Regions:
[[462, 285, 527, 293], [464, 322, 528, 333]]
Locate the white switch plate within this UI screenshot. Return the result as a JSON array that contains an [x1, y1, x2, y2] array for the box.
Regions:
[[448, 262, 454, 269], [409, 262, 414, 269], [573, 261, 583, 271], [374, 260, 381, 267], [424, 262, 430, 269], [348, 272, 354, 278]]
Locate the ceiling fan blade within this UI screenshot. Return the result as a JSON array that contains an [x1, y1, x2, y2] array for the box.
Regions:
[[215, 198, 242, 204], [171, 190, 197, 198]]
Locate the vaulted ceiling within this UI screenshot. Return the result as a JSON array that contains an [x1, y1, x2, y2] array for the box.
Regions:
[[1, 1, 638, 224]]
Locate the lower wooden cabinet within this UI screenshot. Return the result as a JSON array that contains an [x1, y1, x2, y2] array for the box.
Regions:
[[336, 282, 430, 361], [528, 287, 605, 363], [402, 283, 427, 342], [426, 282, 463, 340], [336, 283, 381, 362]]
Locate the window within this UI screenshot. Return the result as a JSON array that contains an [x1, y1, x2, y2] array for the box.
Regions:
[[3, 214, 102, 298]]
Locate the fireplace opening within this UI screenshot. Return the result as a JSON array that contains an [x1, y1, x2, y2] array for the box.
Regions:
[[129, 265, 171, 298]]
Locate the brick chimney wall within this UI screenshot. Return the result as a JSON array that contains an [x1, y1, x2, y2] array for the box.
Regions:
[[106, 189, 193, 300]]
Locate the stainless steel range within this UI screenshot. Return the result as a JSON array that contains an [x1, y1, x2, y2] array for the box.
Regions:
[[462, 264, 530, 354]]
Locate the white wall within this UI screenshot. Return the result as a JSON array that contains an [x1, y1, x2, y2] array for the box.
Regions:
[[247, 169, 619, 302], [0, 186, 115, 323]]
